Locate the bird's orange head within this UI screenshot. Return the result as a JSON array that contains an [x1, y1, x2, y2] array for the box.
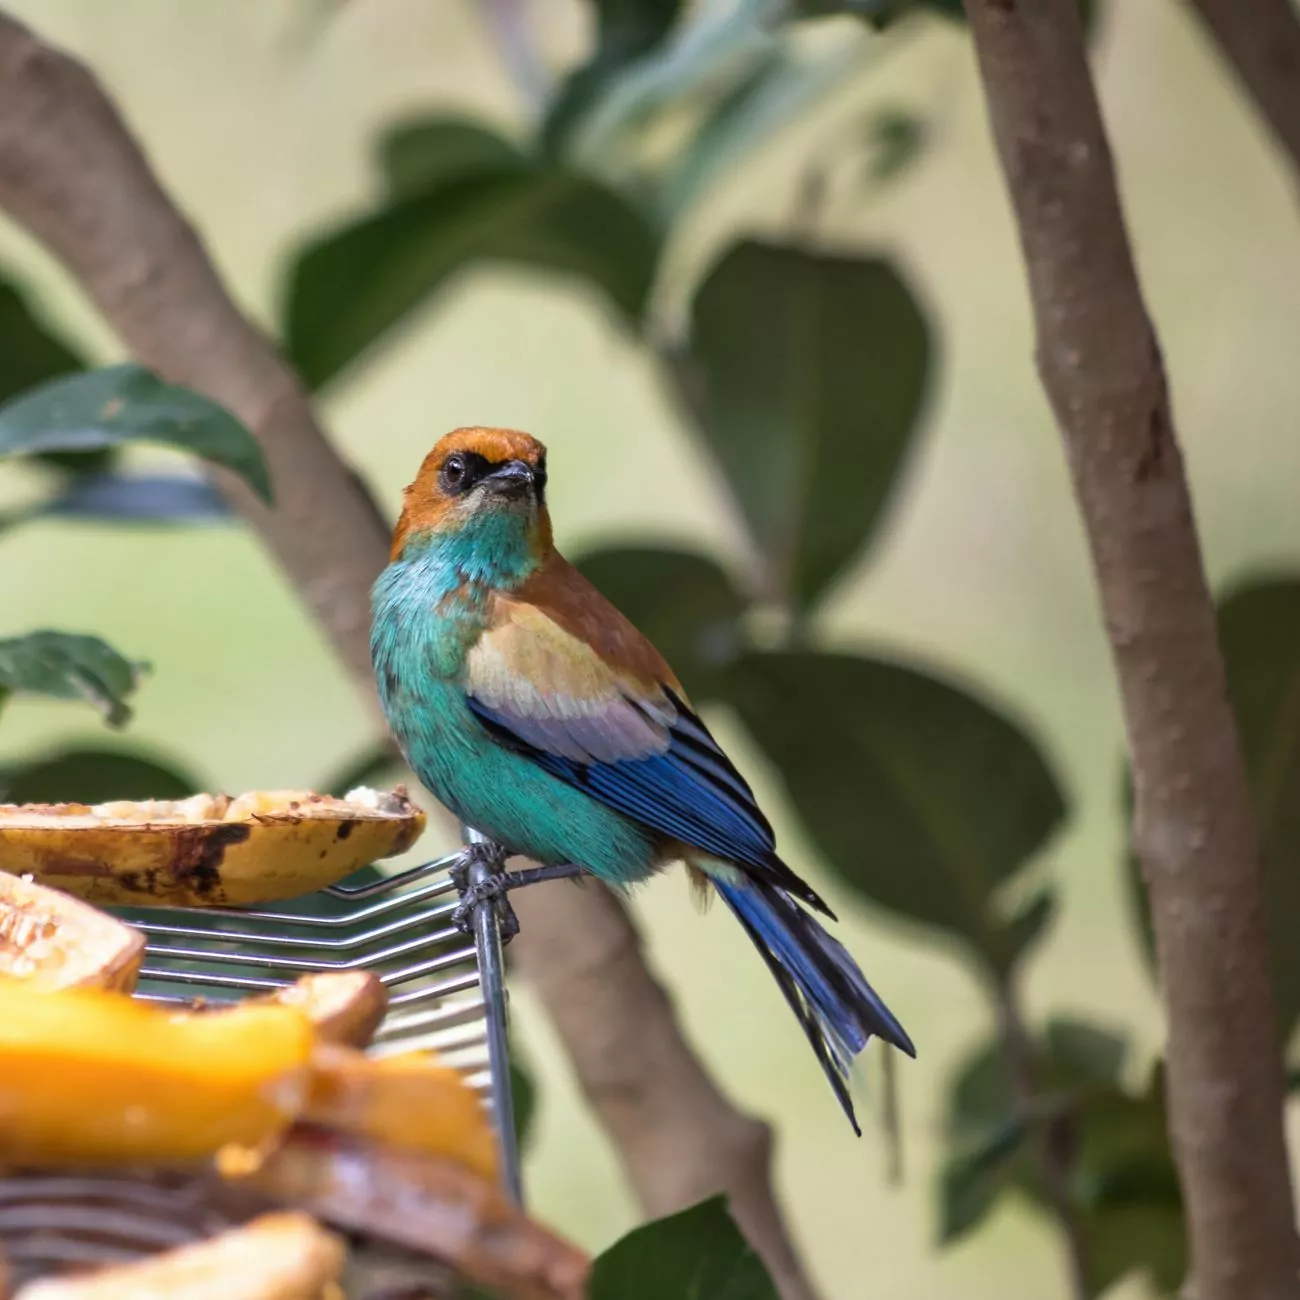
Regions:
[[391, 427, 553, 561]]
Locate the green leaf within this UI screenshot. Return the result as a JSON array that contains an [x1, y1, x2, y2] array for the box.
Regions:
[[688, 240, 932, 612], [940, 1027, 1179, 1295], [377, 116, 531, 199], [728, 650, 1065, 970], [657, 45, 867, 223], [542, 0, 684, 158], [864, 108, 928, 185], [938, 1112, 1029, 1243], [41, 473, 232, 524], [590, 1196, 778, 1300], [510, 1055, 537, 1153], [283, 169, 661, 390], [0, 632, 146, 728], [0, 365, 272, 504], [573, 545, 747, 700], [0, 745, 201, 804], [1125, 577, 1300, 1043]]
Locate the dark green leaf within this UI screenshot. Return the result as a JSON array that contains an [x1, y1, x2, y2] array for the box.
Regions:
[[728, 650, 1065, 970], [320, 740, 403, 798], [542, 0, 684, 157], [0, 632, 146, 728], [1126, 577, 1300, 1043], [377, 117, 530, 199], [510, 1055, 536, 1153], [0, 273, 103, 475], [1045, 1018, 1127, 1089], [0, 365, 272, 504], [283, 170, 661, 390], [0, 745, 200, 804], [573, 545, 747, 700], [41, 473, 232, 524], [1000, 887, 1056, 965], [938, 1113, 1029, 1243], [864, 108, 928, 185], [689, 240, 932, 612], [590, 1196, 778, 1300]]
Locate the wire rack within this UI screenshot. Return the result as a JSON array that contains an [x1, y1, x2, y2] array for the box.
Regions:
[[111, 835, 523, 1204]]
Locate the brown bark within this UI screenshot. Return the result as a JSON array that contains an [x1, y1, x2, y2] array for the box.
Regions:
[[0, 12, 820, 1299], [1184, 0, 1300, 185], [959, 3, 1300, 1298]]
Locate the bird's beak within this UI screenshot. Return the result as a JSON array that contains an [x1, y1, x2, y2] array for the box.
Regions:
[[481, 460, 536, 496]]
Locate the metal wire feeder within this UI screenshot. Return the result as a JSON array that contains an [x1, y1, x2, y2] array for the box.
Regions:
[[112, 824, 527, 1205]]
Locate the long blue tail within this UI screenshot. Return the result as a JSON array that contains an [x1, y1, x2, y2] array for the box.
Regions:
[[715, 877, 915, 1134]]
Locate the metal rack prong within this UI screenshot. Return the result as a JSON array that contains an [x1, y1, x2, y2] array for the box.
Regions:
[[109, 835, 524, 1207]]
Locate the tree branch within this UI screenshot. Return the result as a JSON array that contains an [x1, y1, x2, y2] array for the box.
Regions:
[[959, 3, 1300, 1298], [1183, 0, 1300, 185], [0, 12, 821, 1299]]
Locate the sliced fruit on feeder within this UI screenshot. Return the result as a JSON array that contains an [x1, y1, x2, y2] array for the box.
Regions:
[[0, 786, 425, 907], [250, 971, 389, 1048], [0, 984, 314, 1165], [11, 1212, 345, 1300], [224, 1126, 589, 1300], [303, 1044, 498, 1182], [0, 873, 144, 992]]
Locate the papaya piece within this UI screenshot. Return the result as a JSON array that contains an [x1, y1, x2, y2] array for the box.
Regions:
[[304, 1045, 497, 1182], [0, 787, 425, 907], [0, 875, 143, 992], [11, 1212, 344, 1300], [250, 971, 388, 1048], [225, 1126, 589, 1300], [0, 984, 314, 1165]]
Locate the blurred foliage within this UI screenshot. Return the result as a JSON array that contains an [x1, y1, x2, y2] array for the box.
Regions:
[[7, 0, 1291, 1295], [588, 1195, 779, 1299]]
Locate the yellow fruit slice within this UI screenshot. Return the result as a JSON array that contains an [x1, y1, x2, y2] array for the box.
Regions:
[[248, 971, 388, 1048], [12, 1212, 345, 1300], [0, 874, 144, 992], [304, 1045, 498, 1182], [0, 787, 425, 907], [0, 984, 314, 1164]]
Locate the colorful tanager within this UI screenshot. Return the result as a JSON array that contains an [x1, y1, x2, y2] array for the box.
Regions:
[[371, 427, 914, 1131]]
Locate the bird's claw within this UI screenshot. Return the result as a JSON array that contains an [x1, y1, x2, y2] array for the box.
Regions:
[[451, 841, 520, 943]]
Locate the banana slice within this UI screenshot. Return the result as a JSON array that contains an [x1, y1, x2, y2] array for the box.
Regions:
[[303, 1044, 498, 1182], [12, 1213, 344, 1300], [0, 874, 144, 992], [249, 971, 389, 1048], [0, 786, 425, 907], [0, 984, 314, 1165]]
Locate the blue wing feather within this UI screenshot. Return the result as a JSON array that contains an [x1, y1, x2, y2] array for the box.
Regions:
[[467, 689, 777, 873]]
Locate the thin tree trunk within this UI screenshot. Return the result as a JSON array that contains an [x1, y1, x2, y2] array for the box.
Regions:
[[1183, 0, 1300, 186], [0, 13, 820, 1299], [959, 2, 1300, 1298]]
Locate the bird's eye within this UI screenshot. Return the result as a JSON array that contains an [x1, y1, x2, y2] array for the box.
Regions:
[[441, 454, 467, 493]]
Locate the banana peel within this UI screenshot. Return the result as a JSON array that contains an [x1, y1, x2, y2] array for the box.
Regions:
[[227, 1126, 589, 1300], [0, 874, 143, 992], [303, 1045, 498, 1183], [0, 984, 315, 1165], [11, 1213, 345, 1300], [0, 788, 425, 907], [250, 971, 388, 1048]]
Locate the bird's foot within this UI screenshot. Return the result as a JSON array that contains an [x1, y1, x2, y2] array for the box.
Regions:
[[450, 840, 520, 942], [450, 850, 588, 944]]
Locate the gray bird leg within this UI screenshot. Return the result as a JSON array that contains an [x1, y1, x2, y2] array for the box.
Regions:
[[449, 841, 586, 942]]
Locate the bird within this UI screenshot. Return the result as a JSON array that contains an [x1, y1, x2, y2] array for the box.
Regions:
[[371, 426, 915, 1132]]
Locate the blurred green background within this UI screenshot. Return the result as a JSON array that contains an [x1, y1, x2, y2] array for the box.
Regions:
[[1, 3, 1298, 1298]]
